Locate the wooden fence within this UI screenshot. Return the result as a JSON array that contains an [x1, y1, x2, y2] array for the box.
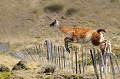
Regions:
[[0, 42, 9, 54], [10, 40, 120, 79]]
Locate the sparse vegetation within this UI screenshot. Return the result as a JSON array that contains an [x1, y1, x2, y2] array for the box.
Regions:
[[0, 64, 11, 79], [0, 51, 5, 55], [66, 8, 77, 15], [0, 72, 11, 79], [44, 4, 64, 13], [110, 0, 118, 2], [32, 10, 38, 14], [94, 10, 100, 14], [12, 60, 29, 71], [60, 74, 85, 79], [112, 47, 120, 52], [0, 64, 10, 72], [61, 16, 66, 19], [45, 75, 53, 79], [112, 47, 120, 58], [38, 63, 56, 74]]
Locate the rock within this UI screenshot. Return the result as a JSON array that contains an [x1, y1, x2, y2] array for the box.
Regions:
[[0, 64, 10, 72], [12, 60, 29, 71]]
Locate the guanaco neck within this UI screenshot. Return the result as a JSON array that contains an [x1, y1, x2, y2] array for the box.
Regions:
[[58, 24, 72, 34]]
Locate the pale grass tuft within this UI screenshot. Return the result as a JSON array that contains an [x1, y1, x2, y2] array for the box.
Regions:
[[38, 62, 57, 74]]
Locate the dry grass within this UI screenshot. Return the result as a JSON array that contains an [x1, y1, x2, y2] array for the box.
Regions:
[[0, 0, 120, 78], [0, 53, 19, 70]]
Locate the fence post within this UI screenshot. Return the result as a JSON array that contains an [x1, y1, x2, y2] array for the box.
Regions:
[[93, 48, 99, 79], [54, 45, 58, 65], [60, 47, 63, 69], [0, 42, 10, 55], [110, 53, 117, 79], [63, 47, 66, 69], [71, 46, 74, 73], [6, 42, 10, 55], [51, 43, 53, 62], [56, 46, 59, 65], [54, 45, 56, 64], [66, 52, 70, 71], [98, 50, 103, 79], [75, 48, 78, 74], [82, 46, 84, 74], [90, 49, 99, 79], [99, 50, 107, 79], [85, 44, 88, 72], [112, 53, 120, 73], [46, 40, 51, 61], [58, 46, 61, 69], [78, 45, 81, 74]]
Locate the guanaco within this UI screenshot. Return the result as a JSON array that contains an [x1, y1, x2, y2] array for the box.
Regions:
[[49, 19, 107, 53]]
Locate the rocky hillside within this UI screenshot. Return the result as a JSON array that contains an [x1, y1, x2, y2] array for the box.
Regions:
[[0, 0, 120, 51]]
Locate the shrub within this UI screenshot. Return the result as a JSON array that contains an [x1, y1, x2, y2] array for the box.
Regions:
[[32, 10, 38, 14], [66, 8, 77, 15], [0, 64, 10, 72], [0, 64, 11, 79], [110, 0, 118, 2], [0, 72, 11, 79], [44, 4, 64, 13], [45, 76, 53, 79], [12, 60, 29, 71]]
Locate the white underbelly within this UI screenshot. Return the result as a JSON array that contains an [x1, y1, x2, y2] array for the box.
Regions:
[[77, 34, 92, 44]]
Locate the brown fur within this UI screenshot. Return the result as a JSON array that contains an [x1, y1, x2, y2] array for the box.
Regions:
[[59, 24, 105, 46], [91, 32, 101, 46]]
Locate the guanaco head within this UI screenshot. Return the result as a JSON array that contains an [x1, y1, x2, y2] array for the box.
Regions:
[[49, 19, 60, 28]]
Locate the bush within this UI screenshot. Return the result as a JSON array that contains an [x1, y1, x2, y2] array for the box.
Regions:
[[110, 0, 118, 2], [44, 4, 64, 13], [12, 60, 29, 71], [0, 72, 11, 79], [0, 64, 10, 72], [66, 8, 77, 15], [32, 10, 38, 14], [0, 64, 11, 79]]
